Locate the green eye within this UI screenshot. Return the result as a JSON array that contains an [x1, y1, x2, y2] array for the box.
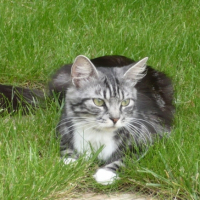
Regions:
[[93, 98, 105, 106], [121, 99, 130, 107]]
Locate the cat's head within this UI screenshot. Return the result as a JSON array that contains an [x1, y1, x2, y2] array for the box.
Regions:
[[66, 55, 148, 132]]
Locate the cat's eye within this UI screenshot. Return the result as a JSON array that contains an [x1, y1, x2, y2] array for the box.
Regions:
[[121, 99, 130, 107], [93, 98, 105, 106]]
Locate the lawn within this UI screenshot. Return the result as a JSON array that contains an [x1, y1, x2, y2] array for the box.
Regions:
[[0, 0, 200, 199]]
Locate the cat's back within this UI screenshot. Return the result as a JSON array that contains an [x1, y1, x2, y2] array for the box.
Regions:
[[49, 55, 174, 116], [49, 55, 134, 96], [93, 55, 174, 108]]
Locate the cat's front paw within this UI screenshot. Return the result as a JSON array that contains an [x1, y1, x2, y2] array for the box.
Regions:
[[93, 168, 119, 185], [63, 157, 77, 165]]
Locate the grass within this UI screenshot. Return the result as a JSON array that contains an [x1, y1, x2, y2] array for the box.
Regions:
[[0, 0, 200, 199]]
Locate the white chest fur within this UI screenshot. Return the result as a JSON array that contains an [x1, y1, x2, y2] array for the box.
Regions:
[[73, 127, 117, 161]]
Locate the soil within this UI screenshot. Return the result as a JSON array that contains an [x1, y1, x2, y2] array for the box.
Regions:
[[57, 192, 157, 200]]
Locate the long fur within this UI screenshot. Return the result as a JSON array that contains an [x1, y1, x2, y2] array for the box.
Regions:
[[0, 84, 43, 114], [53, 55, 174, 184], [0, 55, 174, 184]]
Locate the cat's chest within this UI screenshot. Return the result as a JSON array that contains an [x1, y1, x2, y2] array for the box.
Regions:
[[73, 127, 117, 161]]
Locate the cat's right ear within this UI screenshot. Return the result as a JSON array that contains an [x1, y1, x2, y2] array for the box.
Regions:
[[123, 57, 148, 82], [71, 55, 99, 87]]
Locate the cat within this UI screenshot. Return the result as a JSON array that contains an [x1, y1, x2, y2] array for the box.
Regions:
[[0, 55, 174, 185]]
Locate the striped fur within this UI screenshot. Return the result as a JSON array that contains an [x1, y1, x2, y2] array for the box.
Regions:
[[55, 55, 174, 185], [0, 55, 174, 185]]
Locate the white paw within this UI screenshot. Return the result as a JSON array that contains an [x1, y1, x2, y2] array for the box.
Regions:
[[63, 157, 77, 165], [93, 168, 119, 185]]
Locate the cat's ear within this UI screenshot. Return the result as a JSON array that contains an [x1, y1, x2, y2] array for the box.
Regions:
[[123, 57, 148, 81], [71, 55, 99, 87]]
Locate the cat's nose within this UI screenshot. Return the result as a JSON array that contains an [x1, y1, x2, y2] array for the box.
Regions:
[[110, 118, 119, 124]]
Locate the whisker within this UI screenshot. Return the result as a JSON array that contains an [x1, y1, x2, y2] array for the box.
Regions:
[[56, 117, 96, 130], [57, 118, 98, 138], [126, 123, 151, 145]]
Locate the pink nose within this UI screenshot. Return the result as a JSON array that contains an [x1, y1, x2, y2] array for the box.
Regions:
[[110, 118, 119, 124]]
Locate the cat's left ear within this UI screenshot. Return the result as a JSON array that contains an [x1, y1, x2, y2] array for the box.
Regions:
[[123, 57, 148, 81], [71, 55, 99, 87]]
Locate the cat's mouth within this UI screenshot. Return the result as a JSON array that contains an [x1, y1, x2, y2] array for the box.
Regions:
[[95, 118, 122, 131], [107, 125, 117, 129], [93, 124, 119, 132], [103, 124, 120, 131]]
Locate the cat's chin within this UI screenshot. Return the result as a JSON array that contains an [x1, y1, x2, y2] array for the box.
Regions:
[[93, 125, 119, 132], [101, 125, 121, 131]]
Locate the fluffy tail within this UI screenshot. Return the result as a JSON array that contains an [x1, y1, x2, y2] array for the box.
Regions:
[[0, 84, 45, 114]]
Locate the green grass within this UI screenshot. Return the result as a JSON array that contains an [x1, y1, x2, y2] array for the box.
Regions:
[[0, 0, 200, 199]]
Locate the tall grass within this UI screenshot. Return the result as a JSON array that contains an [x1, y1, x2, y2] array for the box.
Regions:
[[0, 0, 200, 199]]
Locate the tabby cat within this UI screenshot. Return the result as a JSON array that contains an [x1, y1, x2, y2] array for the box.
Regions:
[[0, 55, 174, 185]]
